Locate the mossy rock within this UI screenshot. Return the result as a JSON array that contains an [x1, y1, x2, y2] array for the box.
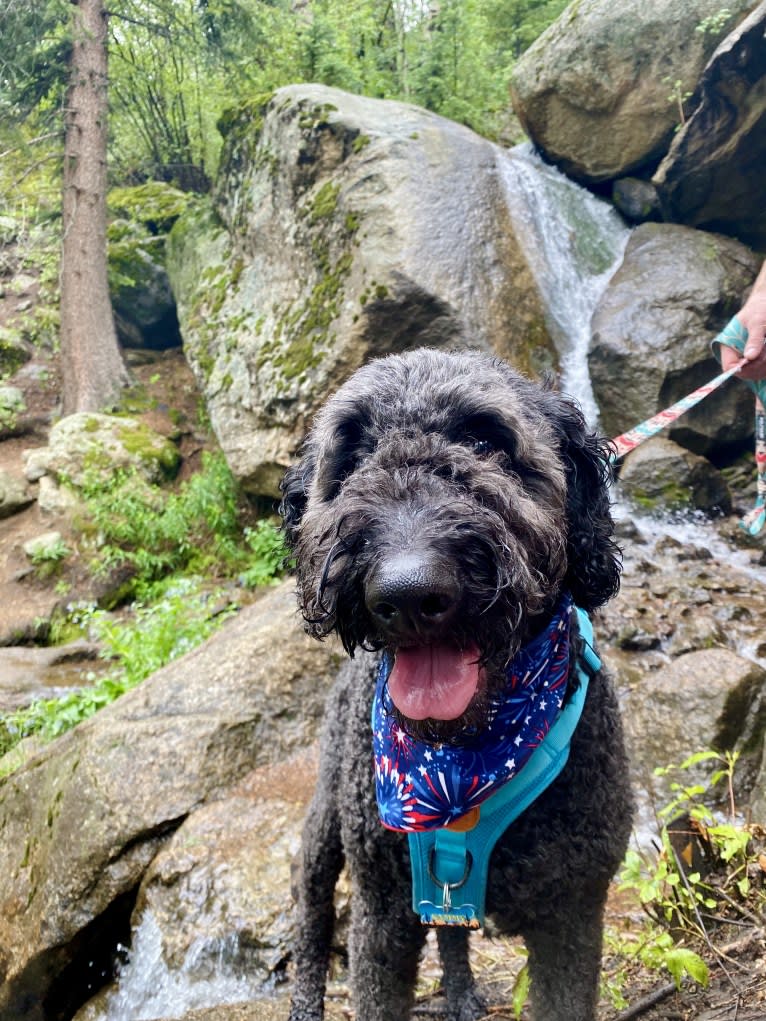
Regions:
[[107, 183, 192, 234], [0, 328, 32, 379], [31, 413, 181, 490]]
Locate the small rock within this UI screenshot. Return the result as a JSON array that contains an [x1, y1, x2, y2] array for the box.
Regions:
[[22, 447, 50, 482], [37, 476, 83, 518], [0, 469, 34, 519], [22, 530, 67, 562], [612, 178, 661, 223]]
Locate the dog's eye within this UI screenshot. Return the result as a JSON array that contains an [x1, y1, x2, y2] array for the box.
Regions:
[[472, 439, 494, 456]]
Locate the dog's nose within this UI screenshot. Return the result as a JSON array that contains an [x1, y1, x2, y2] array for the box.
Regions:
[[365, 553, 461, 638]]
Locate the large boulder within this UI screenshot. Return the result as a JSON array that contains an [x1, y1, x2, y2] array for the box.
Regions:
[[0, 581, 339, 1021], [107, 183, 191, 350], [509, 0, 756, 184], [653, 3, 766, 248], [618, 436, 731, 514], [167, 84, 556, 498], [622, 648, 766, 821], [74, 751, 331, 1020], [588, 223, 760, 455]]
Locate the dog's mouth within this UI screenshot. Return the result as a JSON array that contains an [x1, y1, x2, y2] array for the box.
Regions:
[[387, 643, 483, 721]]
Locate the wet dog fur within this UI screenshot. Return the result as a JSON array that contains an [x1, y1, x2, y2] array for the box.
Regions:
[[281, 348, 633, 1021]]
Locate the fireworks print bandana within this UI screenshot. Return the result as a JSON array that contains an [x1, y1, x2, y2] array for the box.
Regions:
[[372, 593, 574, 833]]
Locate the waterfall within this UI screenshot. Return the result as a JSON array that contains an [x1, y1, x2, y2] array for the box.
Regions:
[[498, 143, 631, 424], [91, 912, 264, 1021]]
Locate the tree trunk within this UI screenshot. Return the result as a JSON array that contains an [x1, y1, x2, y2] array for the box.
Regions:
[[60, 0, 129, 415]]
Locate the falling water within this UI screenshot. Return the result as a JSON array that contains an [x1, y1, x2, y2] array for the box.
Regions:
[[499, 143, 631, 424], [91, 912, 265, 1020]]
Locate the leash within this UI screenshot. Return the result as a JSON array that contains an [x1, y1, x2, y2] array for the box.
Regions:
[[610, 315, 766, 536], [610, 358, 747, 459]]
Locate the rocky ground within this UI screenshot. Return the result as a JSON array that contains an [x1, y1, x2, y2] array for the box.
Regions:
[[2, 342, 766, 1021]]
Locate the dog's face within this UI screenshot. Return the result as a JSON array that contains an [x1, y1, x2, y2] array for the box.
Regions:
[[281, 348, 620, 742]]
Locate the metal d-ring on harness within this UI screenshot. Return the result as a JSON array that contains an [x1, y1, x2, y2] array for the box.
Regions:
[[428, 848, 472, 911], [407, 607, 600, 929]]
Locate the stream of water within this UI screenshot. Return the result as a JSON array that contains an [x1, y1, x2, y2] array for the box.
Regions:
[[499, 143, 631, 424]]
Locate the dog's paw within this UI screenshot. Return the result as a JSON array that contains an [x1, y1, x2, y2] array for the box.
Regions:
[[448, 986, 488, 1021]]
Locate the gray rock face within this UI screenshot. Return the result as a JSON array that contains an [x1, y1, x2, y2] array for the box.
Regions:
[[618, 436, 731, 513], [622, 647, 766, 819], [167, 84, 554, 498], [589, 223, 760, 455], [75, 752, 322, 1020], [0, 581, 339, 1021], [509, 0, 755, 184], [654, 3, 766, 248]]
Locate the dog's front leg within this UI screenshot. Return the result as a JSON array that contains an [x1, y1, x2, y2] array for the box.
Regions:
[[523, 898, 607, 1021], [436, 927, 487, 1021], [347, 863, 426, 1021], [288, 782, 344, 1021]]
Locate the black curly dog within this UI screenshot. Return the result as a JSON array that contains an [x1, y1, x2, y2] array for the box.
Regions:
[[281, 348, 633, 1021]]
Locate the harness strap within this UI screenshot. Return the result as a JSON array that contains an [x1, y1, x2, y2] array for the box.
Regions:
[[408, 608, 600, 928]]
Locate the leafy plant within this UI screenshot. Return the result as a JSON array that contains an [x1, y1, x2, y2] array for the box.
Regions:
[[76, 450, 243, 584], [696, 8, 733, 36], [239, 520, 291, 588], [0, 579, 236, 765], [28, 534, 70, 579], [662, 75, 693, 127], [611, 749, 764, 1004]]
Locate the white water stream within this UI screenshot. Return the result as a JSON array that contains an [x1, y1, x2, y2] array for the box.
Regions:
[[93, 913, 263, 1020], [500, 143, 631, 424]]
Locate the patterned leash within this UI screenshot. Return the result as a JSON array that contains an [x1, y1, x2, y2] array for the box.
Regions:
[[610, 316, 766, 537], [610, 359, 747, 458]]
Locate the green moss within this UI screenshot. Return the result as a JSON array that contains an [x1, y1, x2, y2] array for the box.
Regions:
[[117, 423, 181, 478], [107, 183, 191, 233], [309, 182, 341, 223], [298, 101, 338, 132], [631, 483, 692, 511], [344, 212, 361, 234], [352, 133, 371, 153], [216, 91, 276, 140], [83, 416, 102, 434]]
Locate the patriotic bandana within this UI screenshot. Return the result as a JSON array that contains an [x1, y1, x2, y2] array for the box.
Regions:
[[372, 593, 574, 832]]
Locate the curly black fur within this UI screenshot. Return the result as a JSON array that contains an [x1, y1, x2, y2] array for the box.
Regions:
[[281, 348, 632, 1021]]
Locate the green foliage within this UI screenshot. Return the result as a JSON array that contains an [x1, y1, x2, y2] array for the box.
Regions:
[[511, 958, 530, 1018], [696, 8, 734, 36], [29, 535, 70, 579], [77, 450, 239, 582], [0, 580, 236, 764], [610, 750, 764, 1005], [75, 449, 288, 592], [239, 520, 292, 589], [3, 0, 567, 216]]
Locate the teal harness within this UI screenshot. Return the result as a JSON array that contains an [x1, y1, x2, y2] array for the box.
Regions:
[[407, 608, 600, 928]]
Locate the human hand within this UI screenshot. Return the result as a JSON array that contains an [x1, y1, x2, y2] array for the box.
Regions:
[[736, 287, 766, 380], [724, 263, 766, 380]]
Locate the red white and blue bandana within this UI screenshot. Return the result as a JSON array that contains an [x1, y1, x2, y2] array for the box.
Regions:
[[372, 593, 574, 832]]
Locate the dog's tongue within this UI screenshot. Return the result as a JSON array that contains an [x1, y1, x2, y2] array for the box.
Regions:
[[387, 644, 481, 721]]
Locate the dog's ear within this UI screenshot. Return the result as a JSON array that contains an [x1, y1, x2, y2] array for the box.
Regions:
[[279, 448, 316, 551], [551, 396, 621, 611]]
